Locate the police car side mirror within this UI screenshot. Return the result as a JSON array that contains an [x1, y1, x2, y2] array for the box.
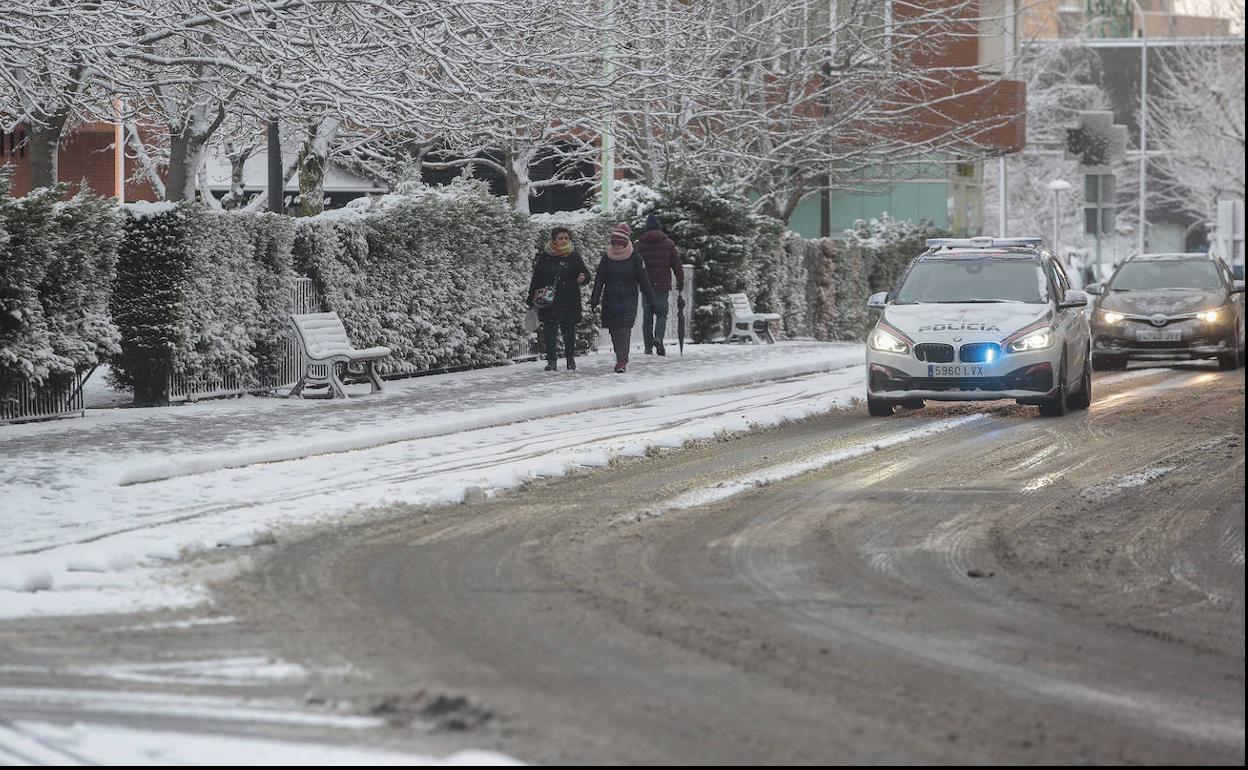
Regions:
[[1084, 282, 1104, 295], [1232, 280, 1246, 294], [1059, 289, 1089, 309], [867, 291, 889, 309]]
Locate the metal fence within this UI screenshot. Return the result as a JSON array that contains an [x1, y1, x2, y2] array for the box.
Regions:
[[167, 277, 323, 403], [0, 369, 87, 425]]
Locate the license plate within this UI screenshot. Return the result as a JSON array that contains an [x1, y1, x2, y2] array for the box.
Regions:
[[1136, 330, 1181, 342], [928, 365, 985, 377]]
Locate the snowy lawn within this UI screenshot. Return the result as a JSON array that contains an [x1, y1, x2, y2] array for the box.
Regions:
[[0, 342, 865, 619]]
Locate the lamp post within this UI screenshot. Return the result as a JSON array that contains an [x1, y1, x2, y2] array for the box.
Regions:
[[1130, 0, 1149, 256], [1048, 178, 1071, 259]]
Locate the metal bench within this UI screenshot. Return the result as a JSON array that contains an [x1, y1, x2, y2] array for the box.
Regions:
[[289, 312, 390, 399], [725, 293, 782, 344]]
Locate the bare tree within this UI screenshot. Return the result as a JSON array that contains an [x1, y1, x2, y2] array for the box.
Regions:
[[1149, 39, 1245, 221], [612, 0, 1024, 224]]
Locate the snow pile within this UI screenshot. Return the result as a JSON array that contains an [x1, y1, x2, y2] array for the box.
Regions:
[[0, 721, 522, 766]]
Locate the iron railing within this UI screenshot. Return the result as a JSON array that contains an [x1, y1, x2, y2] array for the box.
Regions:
[[167, 277, 323, 403], [0, 369, 87, 425]]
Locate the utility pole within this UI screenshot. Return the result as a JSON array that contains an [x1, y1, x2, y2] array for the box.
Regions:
[[267, 120, 283, 214], [600, 0, 615, 214]]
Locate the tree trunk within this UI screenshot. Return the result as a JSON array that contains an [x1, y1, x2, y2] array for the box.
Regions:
[[298, 151, 326, 217], [166, 131, 200, 202], [27, 114, 69, 189], [504, 146, 534, 215]]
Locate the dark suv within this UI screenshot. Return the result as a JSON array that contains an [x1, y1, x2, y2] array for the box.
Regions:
[[1087, 253, 1246, 370]]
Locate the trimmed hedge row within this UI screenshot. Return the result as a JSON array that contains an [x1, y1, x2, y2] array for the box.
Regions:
[[293, 183, 535, 374], [792, 216, 947, 341], [0, 181, 122, 395], [109, 204, 296, 404]]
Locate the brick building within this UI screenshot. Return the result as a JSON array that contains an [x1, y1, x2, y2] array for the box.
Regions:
[[787, 0, 1028, 239]]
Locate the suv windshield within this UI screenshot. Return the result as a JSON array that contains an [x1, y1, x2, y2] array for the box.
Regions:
[[893, 259, 1049, 304], [1110, 260, 1222, 291]]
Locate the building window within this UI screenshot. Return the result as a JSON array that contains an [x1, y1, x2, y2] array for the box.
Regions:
[[979, 0, 1017, 75], [833, 0, 893, 65]]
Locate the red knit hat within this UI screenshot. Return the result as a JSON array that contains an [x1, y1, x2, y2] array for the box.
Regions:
[[610, 223, 631, 245]]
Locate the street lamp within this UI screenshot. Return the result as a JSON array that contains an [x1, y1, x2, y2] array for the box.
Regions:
[[1048, 178, 1072, 259]]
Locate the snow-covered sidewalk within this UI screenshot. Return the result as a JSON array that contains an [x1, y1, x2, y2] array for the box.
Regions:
[[1, 342, 864, 619]]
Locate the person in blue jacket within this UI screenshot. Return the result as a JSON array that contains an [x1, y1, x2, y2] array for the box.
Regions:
[[591, 224, 657, 374]]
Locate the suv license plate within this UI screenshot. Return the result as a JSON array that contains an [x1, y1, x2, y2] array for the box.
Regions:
[[1136, 330, 1181, 342], [928, 365, 985, 377]]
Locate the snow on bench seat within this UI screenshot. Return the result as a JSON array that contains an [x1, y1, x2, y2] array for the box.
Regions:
[[289, 312, 390, 399]]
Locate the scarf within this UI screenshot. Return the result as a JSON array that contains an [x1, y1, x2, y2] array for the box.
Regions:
[[606, 241, 634, 262], [544, 240, 575, 257]]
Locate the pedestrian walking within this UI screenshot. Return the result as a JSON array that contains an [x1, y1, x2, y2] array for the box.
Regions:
[[591, 223, 657, 374], [528, 227, 591, 371], [635, 214, 684, 356]]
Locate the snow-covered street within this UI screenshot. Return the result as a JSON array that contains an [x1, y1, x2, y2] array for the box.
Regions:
[[1, 342, 864, 619]]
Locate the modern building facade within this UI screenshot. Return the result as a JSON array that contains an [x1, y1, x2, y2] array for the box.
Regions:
[[787, 0, 1028, 240]]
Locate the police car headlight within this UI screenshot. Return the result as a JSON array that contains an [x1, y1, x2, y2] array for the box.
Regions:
[[1102, 311, 1125, 324], [1196, 308, 1224, 323], [869, 328, 910, 355], [1008, 328, 1054, 353]]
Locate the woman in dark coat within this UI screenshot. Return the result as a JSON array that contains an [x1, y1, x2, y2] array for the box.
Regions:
[[528, 227, 591, 371], [590, 223, 657, 374]]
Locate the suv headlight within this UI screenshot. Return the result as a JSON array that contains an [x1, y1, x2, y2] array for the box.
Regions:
[[869, 328, 910, 355], [1008, 328, 1054, 353], [1196, 308, 1225, 323], [1102, 311, 1125, 324]]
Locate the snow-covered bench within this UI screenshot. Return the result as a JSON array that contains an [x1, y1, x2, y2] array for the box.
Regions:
[[289, 312, 390, 399], [725, 293, 782, 344]]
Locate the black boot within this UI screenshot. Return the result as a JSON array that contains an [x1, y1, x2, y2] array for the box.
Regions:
[[544, 360, 558, 372], [566, 358, 576, 371], [655, 341, 666, 357]]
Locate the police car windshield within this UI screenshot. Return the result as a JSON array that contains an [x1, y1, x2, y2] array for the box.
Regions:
[[893, 259, 1049, 305], [1110, 260, 1221, 291]]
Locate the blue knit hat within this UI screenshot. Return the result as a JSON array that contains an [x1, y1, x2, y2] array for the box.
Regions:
[[644, 214, 663, 232]]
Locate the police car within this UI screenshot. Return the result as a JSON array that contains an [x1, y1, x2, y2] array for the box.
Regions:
[[865, 237, 1092, 418]]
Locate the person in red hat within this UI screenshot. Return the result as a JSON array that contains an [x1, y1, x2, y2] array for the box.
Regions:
[[590, 223, 656, 373]]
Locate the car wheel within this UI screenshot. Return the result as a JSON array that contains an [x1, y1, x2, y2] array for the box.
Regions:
[[867, 394, 894, 417], [1039, 355, 1069, 418], [1068, 351, 1092, 410], [1092, 353, 1126, 371], [1218, 351, 1239, 370]]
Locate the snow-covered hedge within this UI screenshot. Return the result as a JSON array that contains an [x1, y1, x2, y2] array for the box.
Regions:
[[792, 215, 946, 341], [844, 214, 944, 296], [612, 178, 797, 342], [110, 204, 295, 404], [0, 182, 122, 395], [294, 181, 534, 373]]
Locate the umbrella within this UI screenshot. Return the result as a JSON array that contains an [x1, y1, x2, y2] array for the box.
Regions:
[[677, 292, 687, 356]]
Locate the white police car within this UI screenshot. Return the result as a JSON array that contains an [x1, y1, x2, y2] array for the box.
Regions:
[[865, 237, 1092, 418]]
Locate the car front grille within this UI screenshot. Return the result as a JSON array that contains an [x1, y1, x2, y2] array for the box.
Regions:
[[914, 343, 955, 363], [959, 343, 1001, 364]]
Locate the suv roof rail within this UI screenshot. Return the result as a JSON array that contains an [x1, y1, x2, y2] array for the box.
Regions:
[[925, 237, 1045, 249], [1127, 251, 1216, 261]]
